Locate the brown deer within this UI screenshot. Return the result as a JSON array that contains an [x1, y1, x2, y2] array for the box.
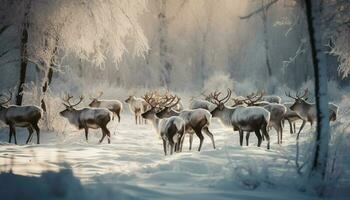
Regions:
[[141, 91, 185, 155], [209, 89, 271, 149], [0, 90, 43, 144], [60, 94, 112, 144], [156, 94, 215, 152], [285, 89, 338, 139], [242, 92, 287, 144], [89, 92, 123, 122]]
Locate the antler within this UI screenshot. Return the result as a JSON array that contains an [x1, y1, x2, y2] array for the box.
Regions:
[[285, 88, 309, 100], [0, 90, 12, 105], [297, 88, 309, 99], [243, 91, 264, 106], [162, 93, 180, 108], [62, 94, 84, 107], [143, 91, 159, 108], [285, 90, 297, 100], [209, 89, 232, 105]]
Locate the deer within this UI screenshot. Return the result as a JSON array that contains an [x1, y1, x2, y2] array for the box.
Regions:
[[242, 92, 287, 144], [283, 102, 304, 134], [189, 91, 217, 112], [262, 95, 282, 104], [156, 95, 215, 152], [125, 95, 149, 125], [0, 90, 43, 144], [60, 94, 112, 144], [209, 89, 271, 149], [89, 92, 123, 122], [285, 89, 338, 140], [141, 92, 185, 155]]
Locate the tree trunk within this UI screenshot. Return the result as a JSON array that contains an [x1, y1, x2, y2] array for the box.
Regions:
[[16, 0, 31, 105], [262, 1, 272, 79], [41, 37, 58, 112], [159, 0, 171, 88], [305, 0, 330, 183]]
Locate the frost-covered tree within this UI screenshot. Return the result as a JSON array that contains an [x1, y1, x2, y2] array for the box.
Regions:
[[304, 0, 330, 191], [0, 0, 148, 104]]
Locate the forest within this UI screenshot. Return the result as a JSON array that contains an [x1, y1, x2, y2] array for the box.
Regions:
[[0, 0, 349, 199]]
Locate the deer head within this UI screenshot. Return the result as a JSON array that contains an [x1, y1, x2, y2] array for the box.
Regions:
[[154, 93, 181, 119], [89, 91, 103, 106], [285, 89, 310, 111], [60, 94, 84, 116], [208, 89, 232, 110]]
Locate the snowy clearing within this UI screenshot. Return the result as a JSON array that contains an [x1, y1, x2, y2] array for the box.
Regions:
[[1, 114, 348, 200]]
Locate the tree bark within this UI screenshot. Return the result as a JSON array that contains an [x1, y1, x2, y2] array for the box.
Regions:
[[16, 0, 31, 105], [41, 37, 58, 112], [304, 0, 330, 182], [159, 0, 171, 88], [262, 3, 272, 78]]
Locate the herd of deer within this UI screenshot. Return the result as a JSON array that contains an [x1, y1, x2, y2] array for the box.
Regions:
[[0, 88, 338, 156]]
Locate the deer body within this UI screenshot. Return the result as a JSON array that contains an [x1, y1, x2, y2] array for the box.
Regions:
[[283, 102, 304, 134], [0, 105, 43, 144], [125, 96, 149, 124], [156, 108, 215, 151], [286, 89, 339, 139], [209, 89, 271, 149], [0, 91, 43, 144], [141, 92, 185, 155], [189, 99, 216, 112], [60, 95, 112, 144], [262, 95, 281, 104], [211, 105, 270, 149], [89, 99, 122, 122]]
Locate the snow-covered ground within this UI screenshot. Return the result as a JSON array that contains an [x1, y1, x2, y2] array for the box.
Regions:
[[0, 114, 349, 200]]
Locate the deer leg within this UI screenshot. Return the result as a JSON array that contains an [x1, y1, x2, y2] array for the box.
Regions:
[[104, 127, 111, 144], [179, 134, 185, 151], [239, 130, 244, 146], [135, 114, 137, 125], [279, 121, 283, 144], [293, 123, 296, 134], [162, 139, 167, 155], [296, 120, 306, 140], [99, 129, 107, 144], [273, 124, 280, 144], [189, 134, 193, 150], [202, 127, 215, 149], [261, 124, 270, 149], [11, 126, 17, 145], [26, 127, 34, 144], [84, 127, 89, 142], [246, 132, 250, 146], [169, 140, 174, 155], [255, 130, 262, 147], [8, 126, 13, 144], [194, 128, 204, 151], [117, 112, 121, 123], [287, 119, 293, 134], [33, 124, 40, 144]]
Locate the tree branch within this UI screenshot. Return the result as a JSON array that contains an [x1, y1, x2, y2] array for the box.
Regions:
[[240, 0, 279, 19]]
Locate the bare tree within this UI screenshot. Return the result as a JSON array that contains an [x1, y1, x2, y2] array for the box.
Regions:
[[240, 0, 278, 80], [304, 0, 331, 185], [16, 0, 31, 105], [158, 0, 187, 88]]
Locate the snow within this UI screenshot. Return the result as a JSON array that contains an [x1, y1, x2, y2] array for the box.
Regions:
[[0, 114, 348, 199]]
